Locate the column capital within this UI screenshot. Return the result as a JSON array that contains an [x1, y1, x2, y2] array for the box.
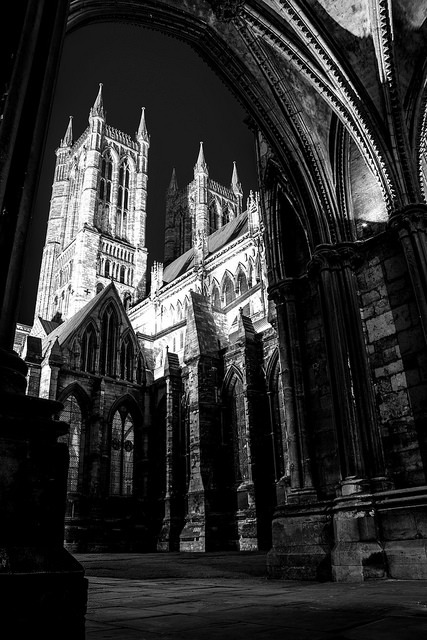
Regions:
[[308, 242, 362, 275], [268, 277, 300, 304], [388, 203, 427, 234]]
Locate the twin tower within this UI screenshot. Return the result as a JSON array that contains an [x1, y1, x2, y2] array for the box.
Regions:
[[35, 84, 244, 324]]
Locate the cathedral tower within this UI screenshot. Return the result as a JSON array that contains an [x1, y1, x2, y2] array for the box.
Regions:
[[34, 85, 149, 323], [163, 143, 243, 266]]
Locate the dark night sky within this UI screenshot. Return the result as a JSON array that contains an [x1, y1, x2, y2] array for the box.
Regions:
[[18, 22, 258, 325]]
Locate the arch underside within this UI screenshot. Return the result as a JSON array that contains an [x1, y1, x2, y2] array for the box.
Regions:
[[67, 0, 427, 246]]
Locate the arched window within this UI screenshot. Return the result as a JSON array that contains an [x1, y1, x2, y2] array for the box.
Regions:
[[105, 260, 110, 278], [222, 273, 235, 306], [116, 160, 130, 239], [58, 394, 83, 493], [99, 150, 113, 205], [120, 265, 126, 283], [211, 283, 221, 309], [80, 324, 97, 373], [208, 201, 217, 234], [99, 304, 118, 376], [223, 372, 248, 484], [237, 269, 248, 295], [110, 406, 134, 496], [176, 300, 183, 321], [120, 335, 134, 381]]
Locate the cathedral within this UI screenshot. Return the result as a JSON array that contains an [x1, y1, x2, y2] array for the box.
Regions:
[[3, 2, 427, 637], [16, 86, 279, 554]]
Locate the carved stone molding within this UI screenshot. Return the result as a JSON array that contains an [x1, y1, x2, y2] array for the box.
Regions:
[[388, 203, 427, 235], [308, 242, 362, 276]]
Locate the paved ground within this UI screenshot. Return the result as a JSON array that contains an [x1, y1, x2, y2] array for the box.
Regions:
[[76, 552, 427, 639]]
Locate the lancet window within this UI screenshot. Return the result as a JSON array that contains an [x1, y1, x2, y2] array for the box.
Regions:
[[58, 394, 83, 493], [99, 304, 118, 376], [109, 406, 134, 496], [80, 324, 97, 373], [116, 160, 130, 239]]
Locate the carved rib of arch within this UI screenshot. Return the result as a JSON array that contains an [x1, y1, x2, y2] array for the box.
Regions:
[[265, 348, 280, 391], [67, 1, 411, 211], [222, 363, 244, 394], [107, 392, 143, 425], [57, 381, 91, 413]]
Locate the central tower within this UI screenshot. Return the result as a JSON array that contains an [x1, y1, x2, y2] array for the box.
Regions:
[[34, 84, 150, 323]]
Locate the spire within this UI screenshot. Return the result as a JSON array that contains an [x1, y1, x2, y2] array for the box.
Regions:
[[167, 167, 178, 193], [194, 141, 208, 174], [90, 83, 105, 118], [231, 161, 242, 193], [60, 116, 73, 147], [137, 106, 149, 142]]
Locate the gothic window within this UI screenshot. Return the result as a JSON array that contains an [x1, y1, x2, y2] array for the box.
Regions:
[[176, 300, 183, 321], [236, 269, 248, 295], [104, 260, 110, 278], [208, 201, 217, 234], [99, 304, 118, 376], [99, 151, 113, 205], [222, 273, 235, 306], [211, 282, 221, 309], [116, 160, 130, 239], [120, 265, 126, 283], [80, 323, 97, 373], [58, 394, 83, 493], [120, 335, 134, 381], [224, 372, 248, 484], [109, 406, 134, 496]]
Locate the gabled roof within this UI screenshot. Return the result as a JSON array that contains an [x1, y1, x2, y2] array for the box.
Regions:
[[43, 282, 126, 350], [163, 210, 248, 284]]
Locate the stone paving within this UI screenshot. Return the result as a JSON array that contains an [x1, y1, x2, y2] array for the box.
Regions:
[[76, 553, 427, 639]]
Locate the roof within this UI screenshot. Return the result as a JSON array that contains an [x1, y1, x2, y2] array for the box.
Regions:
[[39, 318, 60, 335], [163, 210, 248, 283], [44, 283, 115, 347]]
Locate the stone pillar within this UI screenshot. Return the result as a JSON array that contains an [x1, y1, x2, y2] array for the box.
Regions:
[[157, 351, 183, 551], [309, 243, 389, 581], [309, 244, 387, 488], [268, 278, 314, 499], [179, 291, 221, 551], [0, 2, 87, 634], [389, 204, 427, 344], [233, 312, 259, 551], [267, 277, 330, 580]]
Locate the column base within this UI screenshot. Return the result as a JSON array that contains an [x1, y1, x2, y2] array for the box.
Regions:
[[267, 498, 332, 581]]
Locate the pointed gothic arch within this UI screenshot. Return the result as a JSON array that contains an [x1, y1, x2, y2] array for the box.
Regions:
[[56, 383, 90, 495], [221, 270, 235, 307], [80, 321, 98, 373], [99, 302, 119, 376], [120, 330, 134, 381], [235, 264, 248, 296], [107, 395, 142, 497], [211, 279, 221, 309]]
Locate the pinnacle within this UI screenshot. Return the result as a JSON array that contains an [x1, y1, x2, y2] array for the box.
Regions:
[[61, 115, 73, 147], [90, 83, 105, 118], [137, 106, 149, 141]]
